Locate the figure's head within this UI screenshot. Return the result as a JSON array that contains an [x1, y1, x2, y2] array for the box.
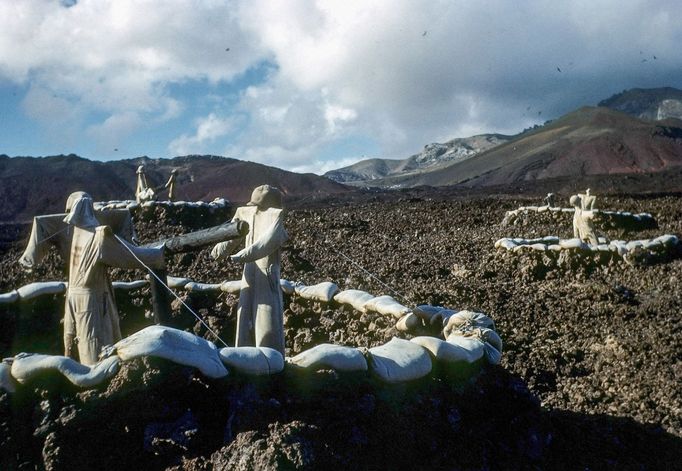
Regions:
[[569, 194, 581, 208], [170, 168, 179, 175], [586, 188, 591, 195], [65, 191, 90, 212], [136, 165, 145, 174], [63, 192, 99, 228], [247, 184, 283, 209]]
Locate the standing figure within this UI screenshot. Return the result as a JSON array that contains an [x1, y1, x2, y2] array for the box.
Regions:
[[579, 188, 596, 210], [163, 169, 179, 201], [135, 165, 155, 203], [211, 185, 288, 355], [543, 192, 556, 208], [63, 192, 165, 365], [570, 194, 599, 246]]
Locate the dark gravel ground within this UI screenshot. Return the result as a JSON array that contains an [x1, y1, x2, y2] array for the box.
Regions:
[[0, 191, 681, 470]]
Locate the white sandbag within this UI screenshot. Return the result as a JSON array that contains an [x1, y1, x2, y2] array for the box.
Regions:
[[443, 310, 495, 338], [396, 312, 421, 332], [288, 343, 368, 372], [112, 280, 148, 290], [333, 289, 375, 312], [280, 279, 296, 295], [530, 243, 547, 251], [17, 281, 67, 300], [167, 276, 191, 289], [447, 327, 503, 365], [114, 326, 228, 378], [414, 305, 457, 326], [626, 240, 645, 251], [294, 281, 340, 302], [495, 238, 517, 250], [411, 336, 484, 364], [1, 359, 16, 393], [10, 353, 120, 387], [184, 282, 222, 292], [368, 337, 432, 383], [218, 347, 284, 375], [559, 238, 586, 250], [654, 234, 678, 246], [220, 280, 244, 294], [363, 295, 411, 319], [609, 241, 628, 256], [0, 290, 19, 304], [547, 244, 562, 252], [443, 335, 485, 363]]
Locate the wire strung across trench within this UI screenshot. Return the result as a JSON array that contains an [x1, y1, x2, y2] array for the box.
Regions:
[[113, 234, 230, 348]]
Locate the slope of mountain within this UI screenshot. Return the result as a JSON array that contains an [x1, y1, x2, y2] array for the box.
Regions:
[[325, 134, 510, 183], [364, 107, 682, 188], [599, 87, 682, 121], [0, 154, 350, 222]]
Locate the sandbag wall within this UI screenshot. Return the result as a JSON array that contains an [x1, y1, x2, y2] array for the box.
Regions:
[[502, 206, 657, 232], [1, 277, 503, 392], [494, 234, 681, 266]]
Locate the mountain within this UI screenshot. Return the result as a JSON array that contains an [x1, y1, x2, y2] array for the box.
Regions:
[[0, 154, 350, 222], [353, 107, 682, 188], [324, 134, 511, 184], [598, 87, 682, 121]]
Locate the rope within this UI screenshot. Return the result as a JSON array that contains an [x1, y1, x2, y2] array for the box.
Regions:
[[113, 234, 230, 348], [331, 246, 415, 306], [35, 224, 71, 245]]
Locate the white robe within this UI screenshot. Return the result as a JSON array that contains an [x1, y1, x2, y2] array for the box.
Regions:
[[64, 226, 164, 365], [213, 206, 288, 355]]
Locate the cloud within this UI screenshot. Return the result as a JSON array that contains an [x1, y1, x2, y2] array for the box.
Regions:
[[2, 0, 682, 171], [232, 0, 682, 165], [168, 113, 238, 156], [86, 111, 142, 154]]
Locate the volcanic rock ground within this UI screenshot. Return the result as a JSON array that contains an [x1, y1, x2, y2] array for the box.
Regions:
[[0, 192, 681, 470]]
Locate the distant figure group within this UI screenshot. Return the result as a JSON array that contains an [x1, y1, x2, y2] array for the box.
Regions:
[[135, 165, 180, 203]]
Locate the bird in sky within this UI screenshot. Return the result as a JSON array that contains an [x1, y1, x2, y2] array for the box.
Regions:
[[556, 67, 562, 72], [422, 31, 427, 37]]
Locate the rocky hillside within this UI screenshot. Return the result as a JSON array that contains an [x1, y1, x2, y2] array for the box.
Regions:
[[0, 154, 351, 223], [1, 192, 681, 469], [599, 87, 682, 121], [325, 134, 510, 184], [353, 107, 682, 189]]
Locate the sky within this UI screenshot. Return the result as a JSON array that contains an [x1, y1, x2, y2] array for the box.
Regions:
[[0, 0, 681, 174]]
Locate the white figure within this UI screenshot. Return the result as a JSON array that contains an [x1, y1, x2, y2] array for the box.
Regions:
[[578, 188, 596, 210], [570, 194, 599, 246], [135, 165, 155, 203], [211, 185, 288, 355], [63, 192, 165, 365]]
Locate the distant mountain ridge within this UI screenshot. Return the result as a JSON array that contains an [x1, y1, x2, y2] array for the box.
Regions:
[[367, 106, 682, 188], [598, 87, 682, 121], [0, 154, 350, 222], [325, 87, 682, 189], [325, 134, 511, 184]]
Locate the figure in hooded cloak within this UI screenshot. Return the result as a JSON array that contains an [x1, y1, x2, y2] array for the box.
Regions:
[[211, 185, 288, 355], [63, 192, 165, 365]]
